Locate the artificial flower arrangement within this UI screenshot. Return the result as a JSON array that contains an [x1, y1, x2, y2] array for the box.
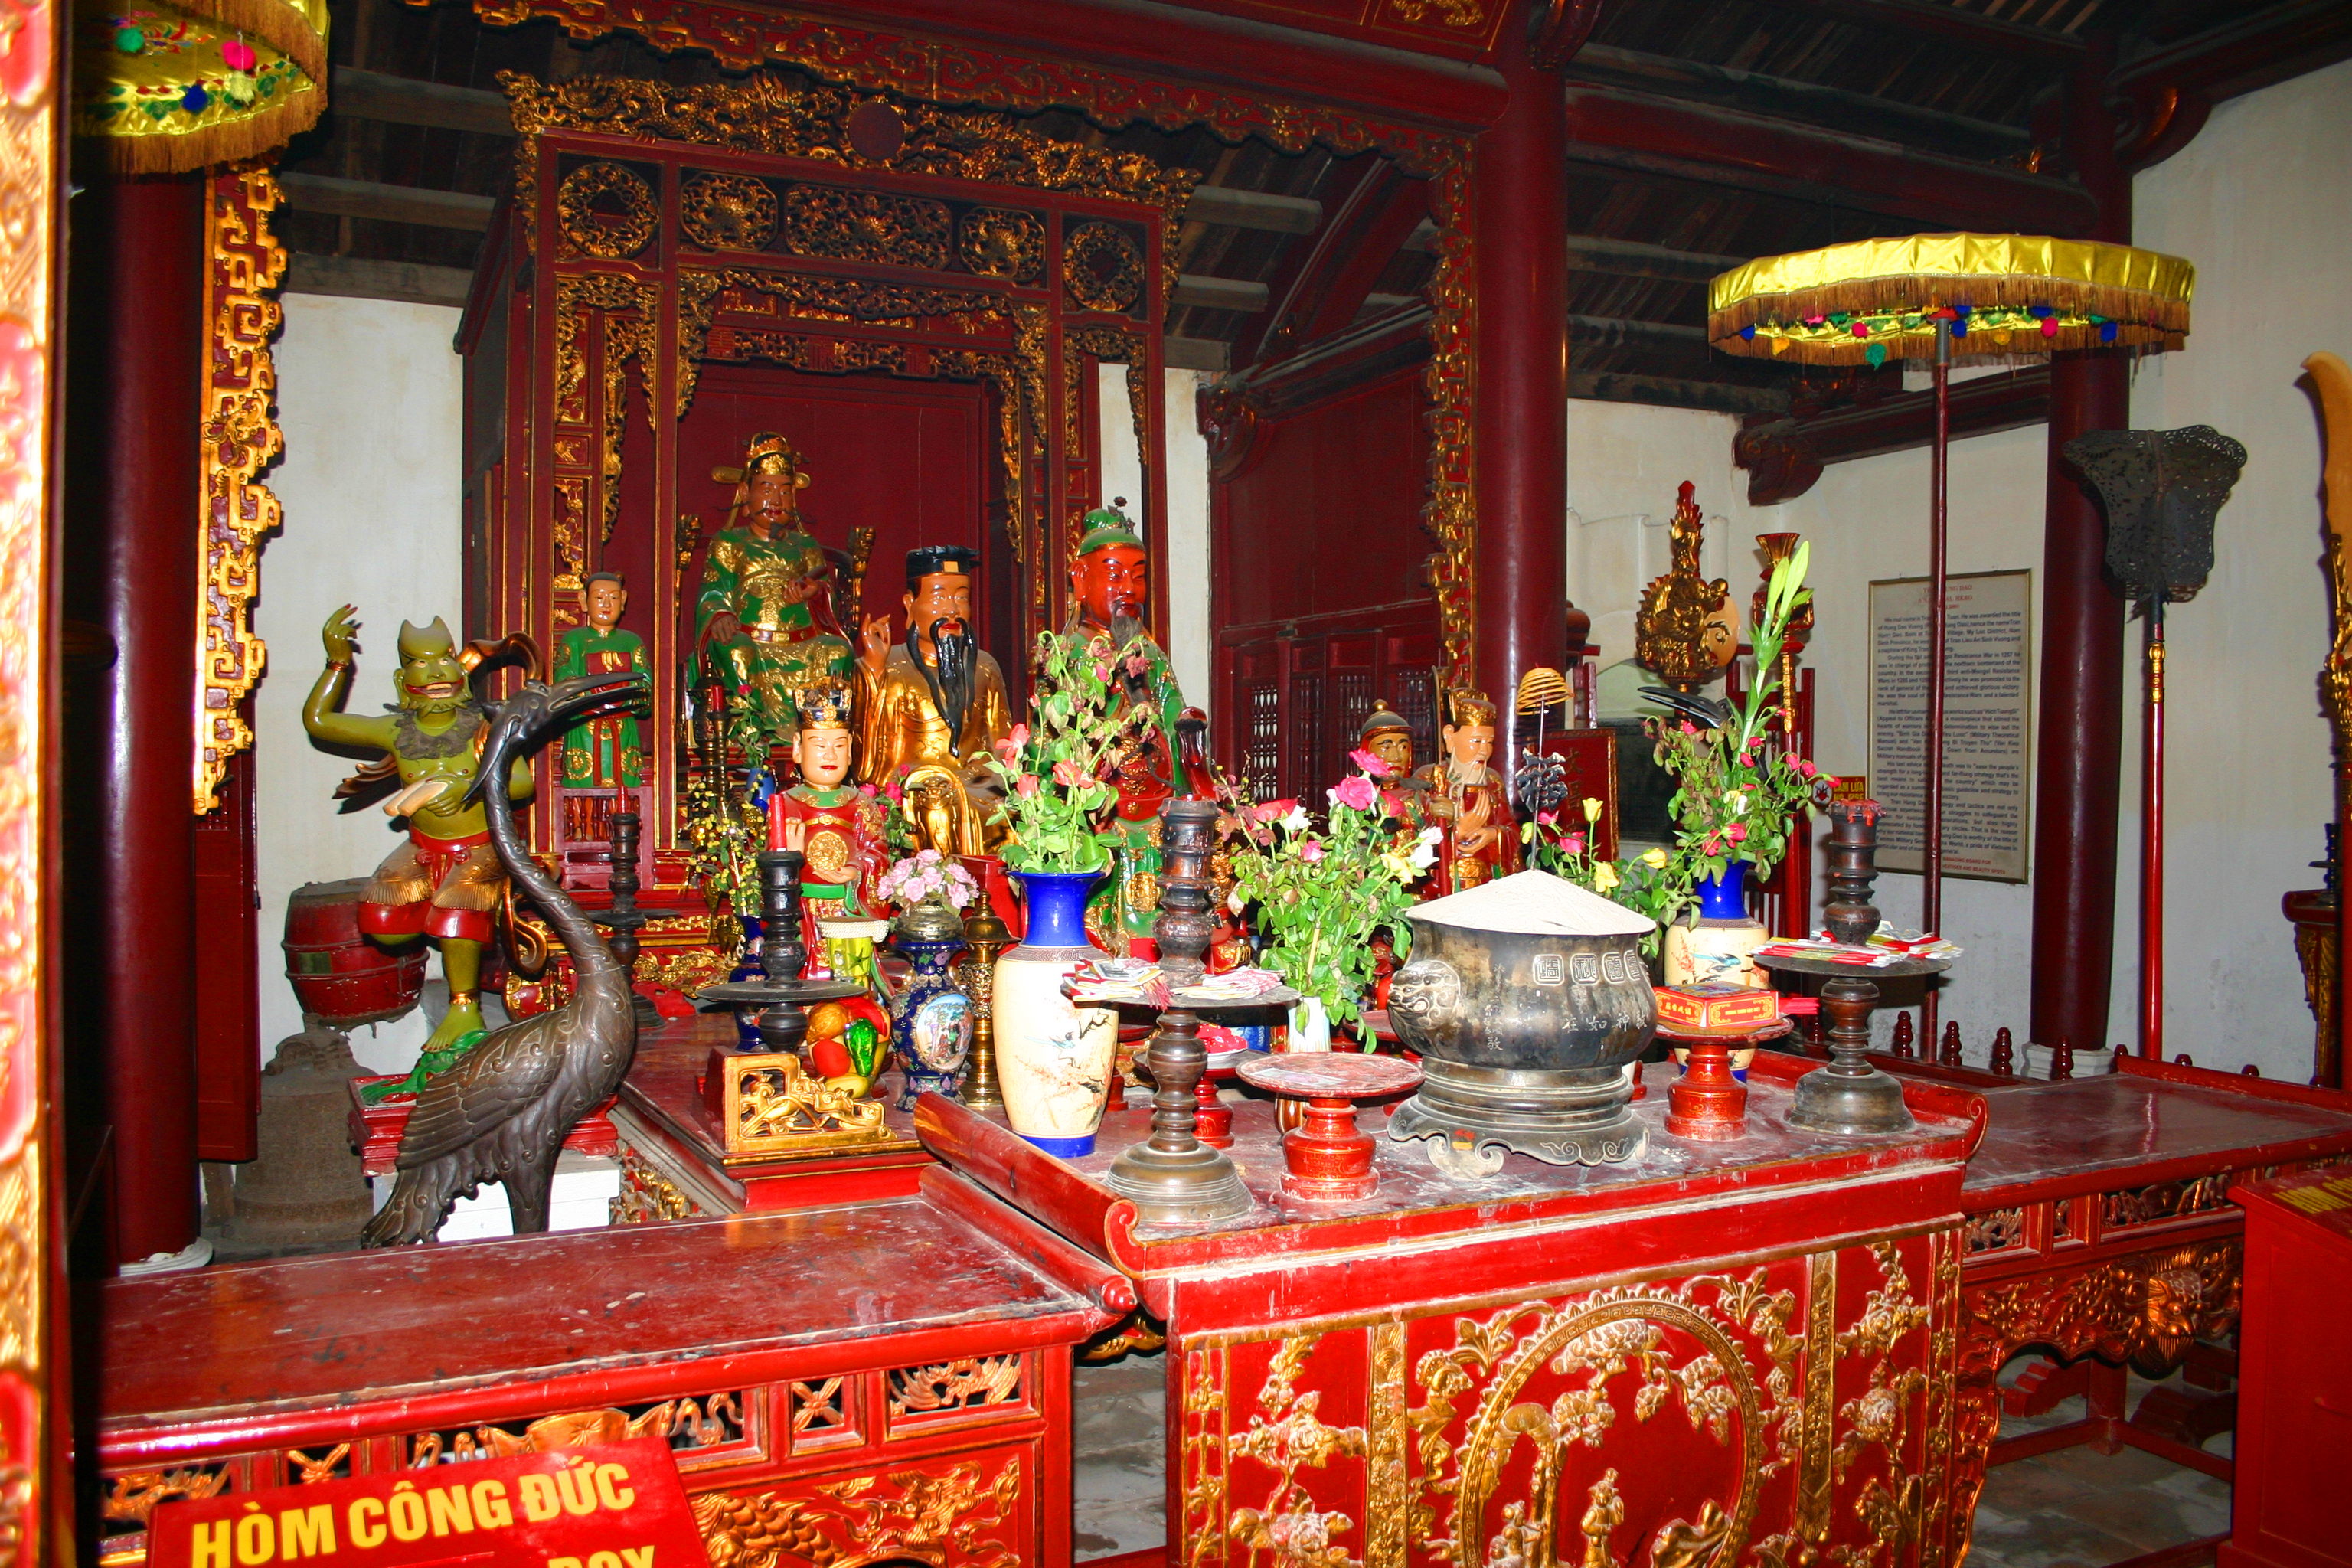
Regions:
[[978, 626, 1164, 874], [1216, 749, 1439, 1034], [875, 848, 979, 912], [1647, 540, 1831, 894]]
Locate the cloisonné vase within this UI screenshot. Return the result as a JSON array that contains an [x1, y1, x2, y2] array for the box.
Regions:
[[994, 869, 1118, 1156], [889, 934, 972, 1110], [729, 913, 765, 1047]]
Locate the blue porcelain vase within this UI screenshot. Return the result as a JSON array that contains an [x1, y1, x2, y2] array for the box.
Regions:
[[1665, 861, 1769, 991], [889, 934, 972, 1109], [994, 869, 1118, 1157], [1694, 861, 1749, 920]]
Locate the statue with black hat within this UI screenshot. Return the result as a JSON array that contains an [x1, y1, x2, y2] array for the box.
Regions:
[[854, 544, 1013, 857]]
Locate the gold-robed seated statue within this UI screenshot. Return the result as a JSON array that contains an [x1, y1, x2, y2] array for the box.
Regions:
[[855, 544, 1012, 858], [697, 432, 858, 757]]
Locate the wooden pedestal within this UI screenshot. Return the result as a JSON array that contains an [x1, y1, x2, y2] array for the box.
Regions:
[[609, 1014, 932, 1220]]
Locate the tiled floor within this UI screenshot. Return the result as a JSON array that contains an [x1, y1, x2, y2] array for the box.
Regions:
[[1070, 1354, 2235, 1565]]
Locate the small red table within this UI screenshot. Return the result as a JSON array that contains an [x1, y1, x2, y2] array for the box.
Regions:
[[96, 1170, 1129, 1568], [2221, 1164, 2352, 1568]]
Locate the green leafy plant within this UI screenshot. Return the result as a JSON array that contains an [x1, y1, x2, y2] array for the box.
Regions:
[[1521, 796, 1692, 961], [978, 628, 1161, 875], [1214, 751, 1435, 1031], [1648, 540, 1832, 893]]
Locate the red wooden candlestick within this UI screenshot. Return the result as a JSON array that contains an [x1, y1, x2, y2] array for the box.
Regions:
[[1665, 1038, 1747, 1142], [1236, 1053, 1422, 1203], [1194, 1076, 1233, 1148]]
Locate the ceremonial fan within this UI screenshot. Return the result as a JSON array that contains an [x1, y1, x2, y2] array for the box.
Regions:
[[1708, 234, 2196, 1037]]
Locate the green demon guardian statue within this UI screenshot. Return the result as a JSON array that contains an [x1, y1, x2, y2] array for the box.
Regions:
[[303, 608, 536, 1085]]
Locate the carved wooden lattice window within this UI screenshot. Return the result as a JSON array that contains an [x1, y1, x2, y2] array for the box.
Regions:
[[1244, 681, 1280, 802], [407, 1393, 746, 1467], [101, 1461, 240, 1552], [1284, 671, 1322, 803], [1330, 671, 1373, 791], [787, 1377, 854, 1448], [885, 1354, 1024, 1420], [1965, 1207, 2025, 1254]]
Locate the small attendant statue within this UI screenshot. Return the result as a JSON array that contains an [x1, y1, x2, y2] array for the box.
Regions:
[[555, 571, 649, 789], [697, 433, 856, 757], [767, 684, 890, 929], [1357, 697, 1428, 826], [1413, 690, 1520, 895], [855, 545, 1014, 857], [302, 610, 534, 1057], [1067, 502, 1193, 953]]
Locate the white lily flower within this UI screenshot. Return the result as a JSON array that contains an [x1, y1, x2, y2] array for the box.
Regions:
[[1281, 805, 1310, 832], [1417, 825, 1444, 847], [1410, 838, 1439, 870]]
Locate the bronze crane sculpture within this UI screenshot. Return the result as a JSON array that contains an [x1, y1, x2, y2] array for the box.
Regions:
[[362, 667, 652, 1246]]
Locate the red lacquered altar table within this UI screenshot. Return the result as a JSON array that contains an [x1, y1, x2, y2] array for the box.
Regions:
[[920, 1053, 1989, 1568], [606, 1012, 936, 1220], [1939, 1054, 2352, 1564], [95, 1169, 1129, 1568]]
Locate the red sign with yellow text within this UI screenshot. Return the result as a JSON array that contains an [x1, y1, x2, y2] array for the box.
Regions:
[[148, 1439, 708, 1568]]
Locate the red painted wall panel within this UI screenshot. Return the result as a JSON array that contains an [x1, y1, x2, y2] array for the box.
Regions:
[[1217, 369, 1431, 630]]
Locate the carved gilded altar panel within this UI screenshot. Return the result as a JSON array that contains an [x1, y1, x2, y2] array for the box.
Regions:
[[1177, 1230, 1964, 1568]]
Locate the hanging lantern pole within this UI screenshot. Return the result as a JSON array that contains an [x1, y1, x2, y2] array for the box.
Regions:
[[2141, 599, 2165, 1057], [1922, 318, 1952, 1047]]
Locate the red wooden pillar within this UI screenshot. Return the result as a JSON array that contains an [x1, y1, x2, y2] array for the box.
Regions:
[[2029, 47, 2132, 1057], [65, 176, 205, 1264], [1472, 5, 1568, 763]]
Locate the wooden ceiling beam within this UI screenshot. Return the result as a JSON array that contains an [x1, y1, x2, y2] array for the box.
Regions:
[[1567, 42, 2033, 154], [1568, 312, 1707, 348], [2115, 0, 2352, 107], [1184, 185, 1322, 234], [1561, 234, 1747, 282], [1571, 370, 1788, 416], [278, 173, 497, 231], [1745, 0, 2084, 67], [1562, 84, 2098, 234], [332, 68, 514, 136]]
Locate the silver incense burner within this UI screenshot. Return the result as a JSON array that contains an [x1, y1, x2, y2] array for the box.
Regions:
[[1385, 870, 1656, 1176]]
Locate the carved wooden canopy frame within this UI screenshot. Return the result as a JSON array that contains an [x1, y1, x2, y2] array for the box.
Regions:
[[463, 0, 1481, 681]]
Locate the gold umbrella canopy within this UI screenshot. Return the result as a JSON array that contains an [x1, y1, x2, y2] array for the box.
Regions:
[[1707, 233, 2195, 368], [72, 0, 328, 173]]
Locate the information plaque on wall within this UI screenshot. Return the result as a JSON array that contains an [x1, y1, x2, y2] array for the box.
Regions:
[[1867, 570, 2031, 883]]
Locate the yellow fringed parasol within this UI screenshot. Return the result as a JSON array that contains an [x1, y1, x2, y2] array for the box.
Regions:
[[1708, 232, 2194, 368], [71, 0, 328, 173], [1706, 232, 2196, 1044]]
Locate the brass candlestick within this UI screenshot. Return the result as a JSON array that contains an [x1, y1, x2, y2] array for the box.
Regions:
[[956, 908, 1013, 1109]]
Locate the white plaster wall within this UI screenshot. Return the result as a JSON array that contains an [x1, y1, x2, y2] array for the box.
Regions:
[[1096, 363, 1214, 707], [253, 294, 468, 1076], [2115, 57, 2352, 1078], [1773, 424, 2052, 1052]]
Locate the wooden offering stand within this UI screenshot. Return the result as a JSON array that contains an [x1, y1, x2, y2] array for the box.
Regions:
[[1235, 1052, 1423, 1201], [1104, 800, 1277, 1226], [1655, 1019, 1791, 1142], [694, 848, 875, 1156]]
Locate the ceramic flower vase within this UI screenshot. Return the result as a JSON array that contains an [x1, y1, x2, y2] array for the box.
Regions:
[[1285, 995, 1332, 1053], [889, 934, 972, 1109], [995, 869, 1119, 1156], [1664, 862, 1771, 990]]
